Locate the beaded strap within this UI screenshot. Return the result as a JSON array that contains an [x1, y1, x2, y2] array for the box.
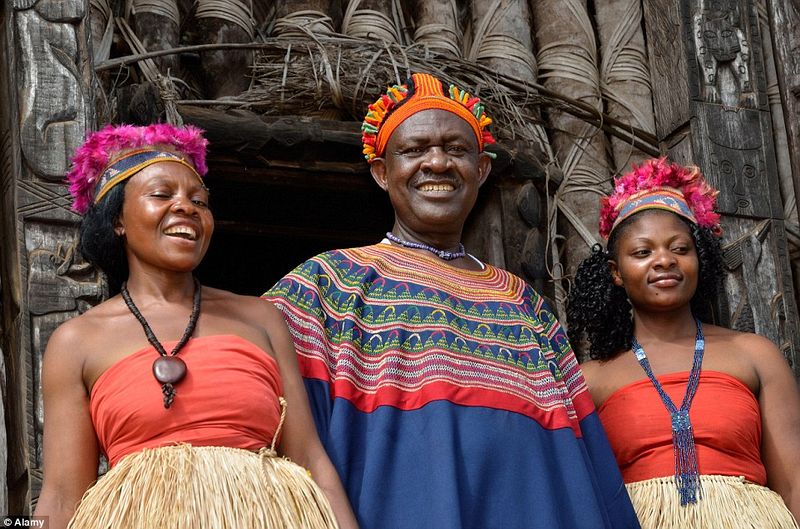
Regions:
[[631, 318, 704, 505]]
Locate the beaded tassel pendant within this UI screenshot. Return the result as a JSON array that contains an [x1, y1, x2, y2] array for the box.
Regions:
[[632, 318, 704, 505]]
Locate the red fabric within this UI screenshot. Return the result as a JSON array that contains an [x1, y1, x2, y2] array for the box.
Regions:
[[598, 370, 766, 485], [90, 335, 283, 467]]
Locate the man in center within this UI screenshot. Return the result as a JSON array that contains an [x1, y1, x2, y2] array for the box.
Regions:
[[264, 72, 639, 529]]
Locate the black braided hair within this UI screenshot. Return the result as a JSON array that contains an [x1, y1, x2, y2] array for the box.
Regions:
[[78, 182, 128, 296], [566, 211, 723, 361]]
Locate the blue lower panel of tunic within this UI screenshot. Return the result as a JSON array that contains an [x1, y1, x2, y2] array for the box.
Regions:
[[304, 379, 640, 529]]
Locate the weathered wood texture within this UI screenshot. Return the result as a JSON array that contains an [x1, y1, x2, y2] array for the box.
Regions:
[[191, 0, 254, 98], [594, 0, 656, 172], [407, 0, 461, 57], [754, 0, 800, 322], [271, 1, 340, 37], [531, 0, 612, 279], [342, 0, 403, 43], [464, 0, 549, 295], [469, 0, 535, 79], [644, 0, 800, 375], [642, 0, 693, 140], [1, 11, 12, 514], [767, 0, 800, 219], [132, 0, 181, 75], [0, 344, 6, 516], [719, 217, 800, 368], [757, 1, 796, 220], [5, 0, 98, 510]]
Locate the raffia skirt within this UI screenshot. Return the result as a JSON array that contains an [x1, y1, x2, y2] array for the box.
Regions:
[[67, 444, 339, 529], [627, 475, 798, 529]]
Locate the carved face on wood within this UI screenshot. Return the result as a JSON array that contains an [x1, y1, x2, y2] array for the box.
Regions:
[[369, 109, 491, 241], [701, 15, 742, 62], [116, 161, 214, 274]]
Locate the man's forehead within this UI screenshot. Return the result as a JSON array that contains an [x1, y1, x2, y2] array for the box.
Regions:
[[389, 110, 476, 142]]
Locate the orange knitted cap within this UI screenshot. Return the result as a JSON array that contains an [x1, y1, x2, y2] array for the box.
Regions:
[[361, 73, 495, 163]]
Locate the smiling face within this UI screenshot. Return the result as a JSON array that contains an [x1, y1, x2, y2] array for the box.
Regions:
[[116, 160, 213, 275], [609, 209, 699, 315], [369, 109, 491, 243]]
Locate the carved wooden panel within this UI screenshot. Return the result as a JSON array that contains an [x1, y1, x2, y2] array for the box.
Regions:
[[14, 0, 89, 181], [24, 225, 104, 481], [642, 0, 692, 139], [8, 0, 95, 508], [1, 14, 28, 514], [653, 1, 800, 375], [644, 0, 770, 138], [719, 217, 800, 370], [688, 0, 767, 109], [692, 105, 782, 218]]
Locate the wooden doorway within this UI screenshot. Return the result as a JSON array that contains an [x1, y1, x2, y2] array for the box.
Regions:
[[194, 158, 394, 296]]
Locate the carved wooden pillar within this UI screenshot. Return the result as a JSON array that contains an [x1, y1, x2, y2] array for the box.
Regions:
[[2, 0, 101, 512], [0, 274, 6, 514], [643, 0, 800, 377], [767, 1, 800, 216]]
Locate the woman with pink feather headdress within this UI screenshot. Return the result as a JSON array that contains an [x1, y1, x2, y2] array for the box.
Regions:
[[33, 124, 358, 529], [567, 158, 800, 528]]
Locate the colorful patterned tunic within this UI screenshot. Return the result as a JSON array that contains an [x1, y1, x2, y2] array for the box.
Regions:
[[265, 244, 639, 529]]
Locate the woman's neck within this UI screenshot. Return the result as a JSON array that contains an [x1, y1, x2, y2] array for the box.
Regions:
[[123, 269, 196, 302], [632, 308, 697, 343]]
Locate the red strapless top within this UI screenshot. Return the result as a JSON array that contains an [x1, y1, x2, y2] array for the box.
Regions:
[[598, 370, 766, 485], [90, 335, 283, 467]]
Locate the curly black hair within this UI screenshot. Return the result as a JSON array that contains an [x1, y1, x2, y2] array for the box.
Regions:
[[566, 211, 723, 361], [78, 182, 128, 296]]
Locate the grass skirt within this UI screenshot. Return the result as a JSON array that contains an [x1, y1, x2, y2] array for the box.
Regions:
[[627, 474, 798, 529], [67, 444, 339, 529]]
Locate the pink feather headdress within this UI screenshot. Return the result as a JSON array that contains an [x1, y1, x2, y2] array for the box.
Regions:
[[599, 158, 721, 239], [67, 123, 209, 214]]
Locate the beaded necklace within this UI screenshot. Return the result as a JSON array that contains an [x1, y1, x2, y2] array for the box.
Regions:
[[385, 231, 466, 261], [631, 318, 704, 505], [121, 278, 201, 408]]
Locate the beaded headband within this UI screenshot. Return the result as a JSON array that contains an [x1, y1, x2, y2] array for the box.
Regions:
[[361, 72, 496, 163], [599, 158, 721, 239], [93, 149, 204, 205], [67, 123, 208, 214]]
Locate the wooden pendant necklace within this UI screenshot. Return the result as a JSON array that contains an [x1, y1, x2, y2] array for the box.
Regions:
[[120, 278, 201, 408]]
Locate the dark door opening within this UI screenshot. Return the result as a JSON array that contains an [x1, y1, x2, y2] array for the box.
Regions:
[[195, 165, 394, 296]]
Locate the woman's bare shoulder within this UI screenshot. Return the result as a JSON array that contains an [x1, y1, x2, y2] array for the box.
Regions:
[[704, 324, 780, 359], [46, 297, 125, 351]]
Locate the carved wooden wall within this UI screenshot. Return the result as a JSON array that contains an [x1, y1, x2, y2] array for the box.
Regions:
[[2, 0, 99, 512], [643, 0, 800, 371]]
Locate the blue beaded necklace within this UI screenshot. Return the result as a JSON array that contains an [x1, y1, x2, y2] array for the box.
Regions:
[[631, 317, 704, 505], [385, 231, 466, 261]]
